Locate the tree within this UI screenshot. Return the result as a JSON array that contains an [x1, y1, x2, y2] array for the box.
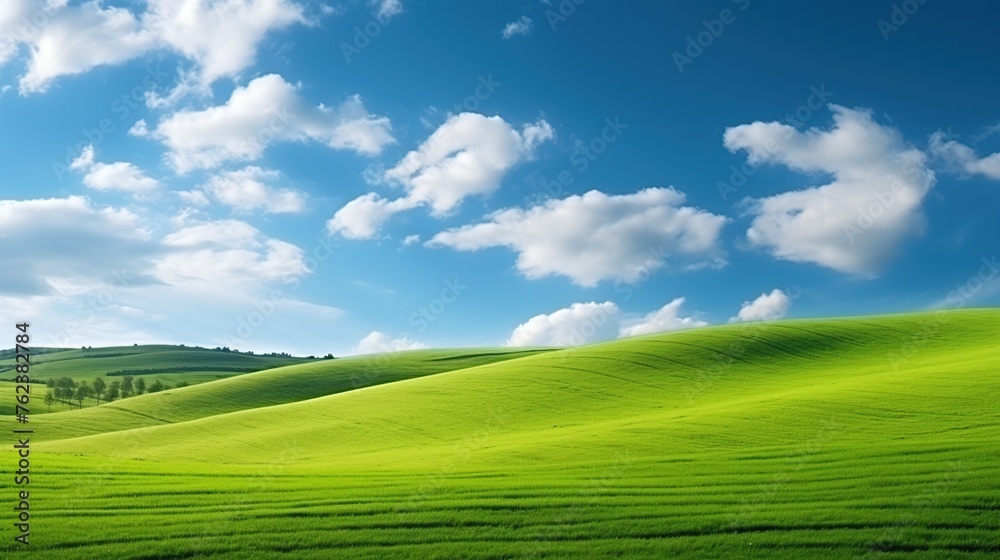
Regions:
[[75, 382, 92, 409], [134, 377, 146, 395], [121, 376, 134, 398], [44, 390, 54, 412], [54, 377, 76, 406], [148, 380, 165, 393], [106, 381, 121, 402], [175, 381, 189, 388], [92, 377, 107, 404]]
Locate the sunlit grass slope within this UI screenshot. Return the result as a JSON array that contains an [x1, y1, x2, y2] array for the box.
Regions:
[[8, 309, 1000, 559], [29, 347, 553, 441]]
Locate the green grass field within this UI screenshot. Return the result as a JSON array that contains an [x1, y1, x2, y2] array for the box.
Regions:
[[2, 310, 999, 558]]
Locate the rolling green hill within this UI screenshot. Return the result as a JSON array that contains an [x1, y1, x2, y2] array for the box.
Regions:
[[0, 345, 314, 411], [28, 347, 553, 441], [5, 310, 999, 558]]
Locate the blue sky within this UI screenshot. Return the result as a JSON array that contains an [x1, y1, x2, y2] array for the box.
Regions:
[[1, 0, 999, 356]]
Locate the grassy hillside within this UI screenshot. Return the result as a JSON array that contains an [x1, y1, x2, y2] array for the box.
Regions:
[[6, 310, 1000, 558], [29, 347, 553, 441]]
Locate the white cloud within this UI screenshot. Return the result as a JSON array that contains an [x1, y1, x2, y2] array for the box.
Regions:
[[69, 144, 159, 194], [328, 113, 553, 239], [351, 330, 425, 355], [724, 105, 935, 277], [619, 297, 706, 337], [156, 219, 310, 286], [0, 1, 42, 66], [149, 74, 394, 173], [505, 302, 620, 347], [506, 297, 708, 347], [128, 119, 149, 137], [326, 193, 418, 239], [401, 234, 420, 246], [729, 289, 791, 323], [143, 0, 306, 87], [929, 131, 1000, 180], [429, 187, 727, 287], [7, 0, 308, 95], [201, 166, 306, 214], [370, 0, 403, 19], [17, 1, 155, 94], [501, 16, 534, 39], [383, 112, 553, 215]]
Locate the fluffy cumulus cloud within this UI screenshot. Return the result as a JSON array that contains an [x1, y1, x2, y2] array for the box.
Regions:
[[4, 0, 308, 95], [327, 113, 553, 238], [619, 297, 707, 337], [505, 302, 620, 347], [382, 112, 555, 214], [724, 105, 935, 277], [351, 330, 426, 355], [501, 16, 534, 39], [143, 0, 305, 88], [156, 218, 309, 286], [729, 289, 791, 323], [14, 0, 155, 94], [506, 298, 706, 347], [69, 144, 159, 194], [200, 166, 306, 214], [929, 131, 1000, 180], [146, 74, 394, 173], [429, 187, 728, 287], [326, 193, 417, 239]]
